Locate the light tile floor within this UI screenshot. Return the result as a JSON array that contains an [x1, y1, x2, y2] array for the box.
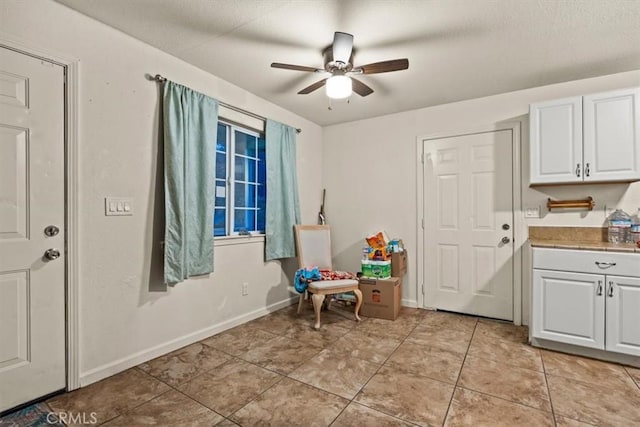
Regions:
[[5, 304, 640, 426]]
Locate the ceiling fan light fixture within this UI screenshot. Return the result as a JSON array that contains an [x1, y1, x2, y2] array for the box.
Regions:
[[326, 75, 352, 99]]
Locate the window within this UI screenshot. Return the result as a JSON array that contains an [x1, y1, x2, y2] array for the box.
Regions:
[[214, 121, 266, 236]]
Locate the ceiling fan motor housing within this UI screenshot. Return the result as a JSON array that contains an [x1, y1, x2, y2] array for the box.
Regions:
[[323, 47, 353, 73]]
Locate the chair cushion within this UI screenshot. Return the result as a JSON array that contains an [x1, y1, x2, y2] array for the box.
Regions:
[[308, 279, 359, 290]]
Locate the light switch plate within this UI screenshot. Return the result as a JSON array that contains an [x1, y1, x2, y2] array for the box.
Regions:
[[105, 197, 133, 216], [524, 206, 540, 218]]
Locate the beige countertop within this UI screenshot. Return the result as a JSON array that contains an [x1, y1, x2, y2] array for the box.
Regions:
[[528, 226, 640, 253]]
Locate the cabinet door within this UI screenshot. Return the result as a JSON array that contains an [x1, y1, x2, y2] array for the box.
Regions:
[[529, 97, 583, 184], [605, 275, 640, 356], [583, 87, 640, 182], [532, 269, 605, 349]]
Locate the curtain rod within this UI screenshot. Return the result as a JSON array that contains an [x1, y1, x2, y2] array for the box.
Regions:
[[153, 74, 301, 134]]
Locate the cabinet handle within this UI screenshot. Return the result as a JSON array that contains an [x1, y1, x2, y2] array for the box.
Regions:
[[585, 163, 590, 177], [575, 163, 581, 178], [608, 281, 614, 297], [597, 280, 603, 296], [595, 261, 616, 268]]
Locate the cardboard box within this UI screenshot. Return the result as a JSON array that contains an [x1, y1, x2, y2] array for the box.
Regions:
[[361, 260, 391, 279], [358, 277, 401, 320], [391, 250, 407, 277]]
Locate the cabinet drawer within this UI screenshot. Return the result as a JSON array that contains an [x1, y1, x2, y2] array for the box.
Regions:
[[533, 248, 640, 277]]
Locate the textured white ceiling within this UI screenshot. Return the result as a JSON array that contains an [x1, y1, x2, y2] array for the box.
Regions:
[[57, 0, 640, 126]]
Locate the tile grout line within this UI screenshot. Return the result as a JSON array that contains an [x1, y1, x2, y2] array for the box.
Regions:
[[327, 312, 432, 426], [540, 352, 558, 427], [624, 367, 640, 393], [439, 319, 478, 426]]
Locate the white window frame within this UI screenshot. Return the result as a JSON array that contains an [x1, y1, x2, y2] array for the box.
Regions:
[[215, 120, 266, 237]]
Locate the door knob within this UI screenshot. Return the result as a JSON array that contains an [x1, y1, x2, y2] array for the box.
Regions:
[[44, 248, 61, 261], [501, 236, 511, 244]]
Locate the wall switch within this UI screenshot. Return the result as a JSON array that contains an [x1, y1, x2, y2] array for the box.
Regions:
[[105, 197, 134, 216], [524, 206, 540, 218], [242, 282, 248, 296]]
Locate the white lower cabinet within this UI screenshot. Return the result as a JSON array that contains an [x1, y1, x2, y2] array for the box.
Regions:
[[606, 276, 640, 356], [532, 270, 605, 349], [532, 248, 640, 358]]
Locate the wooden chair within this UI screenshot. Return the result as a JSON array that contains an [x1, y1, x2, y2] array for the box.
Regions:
[[294, 225, 362, 329]]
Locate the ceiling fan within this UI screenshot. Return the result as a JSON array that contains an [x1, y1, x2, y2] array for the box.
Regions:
[[271, 32, 409, 99]]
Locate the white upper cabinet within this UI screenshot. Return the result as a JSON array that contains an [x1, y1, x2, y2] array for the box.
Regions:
[[583, 88, 640, 182], [530, 97, 583, 184], [529, 87, 640, 185]]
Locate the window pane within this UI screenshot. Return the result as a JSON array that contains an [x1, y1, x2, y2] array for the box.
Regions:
[[247, 159, 256, 182], [257, 208, 265, 232], [257, 158, 266, 184], [234, 209, 255, 232], [216, 152, 226, 179], [235, 131, 257, 157], [214, 208, 226, 236], [217, 124, 227, 152], [257, 136, 266, 191], [234, 182, 246, 207], [234, 156, 245, 181], [247, 183, 256, 207], [257, 183, 266, 210]]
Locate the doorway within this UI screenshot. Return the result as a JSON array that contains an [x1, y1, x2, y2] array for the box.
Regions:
[[417, 124, 522, 322]]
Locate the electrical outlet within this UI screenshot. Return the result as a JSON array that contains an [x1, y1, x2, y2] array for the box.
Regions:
[[604, 205, 615, 218], [242, 282, 248, 296], [524, 206, 540, 218]]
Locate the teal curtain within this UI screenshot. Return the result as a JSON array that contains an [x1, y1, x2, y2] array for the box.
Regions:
[[163, 81, 219, 284], [265, 119, 301, 260]]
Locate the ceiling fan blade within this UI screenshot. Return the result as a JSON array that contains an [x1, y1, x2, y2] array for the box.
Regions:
[[271, 63, 321, 72], [356, 58, 409, 74], [332, 32, 354, 64], [298, 78, 328, 94], [351, 77, 374, 97]]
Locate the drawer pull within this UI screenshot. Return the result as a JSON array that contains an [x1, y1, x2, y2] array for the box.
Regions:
[[595, 261, 617, 268], [608, 281, 614, 297], [597, 281, 603, 296]]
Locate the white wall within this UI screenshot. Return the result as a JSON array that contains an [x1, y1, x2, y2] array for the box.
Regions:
[[323, 70, 640, 320], [0, 0, 323, 385]]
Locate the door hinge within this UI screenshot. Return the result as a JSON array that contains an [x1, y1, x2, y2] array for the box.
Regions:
[[421, 284, 425, 295], [421, 218, 424, 229]]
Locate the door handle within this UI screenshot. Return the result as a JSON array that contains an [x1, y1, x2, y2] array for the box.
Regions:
[[607, 281, 614, 297], [585, 163, 590, 177], [501, 236, 511, 244], [595, 261, 616, 268], [44, 248, 61, 261], [596, 280, 603, 296], [576, 163, 581, 178]]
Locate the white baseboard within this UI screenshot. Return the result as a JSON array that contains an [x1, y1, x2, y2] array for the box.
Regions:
[[79, 296, 297, 387], [401, 299, 418, 308]]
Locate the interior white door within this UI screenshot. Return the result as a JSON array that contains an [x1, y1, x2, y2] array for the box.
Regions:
[[0, 47, 66, 412], [423, 129, 514, 320]]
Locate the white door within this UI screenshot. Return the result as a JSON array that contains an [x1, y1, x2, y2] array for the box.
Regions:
[[529, 96, 583, 184], [423, 129, 514, 320], [0, 47, 66, 412], [583, 87, 640, 182], [605, 275, 640, 356], [532, 269, 605, 350]]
